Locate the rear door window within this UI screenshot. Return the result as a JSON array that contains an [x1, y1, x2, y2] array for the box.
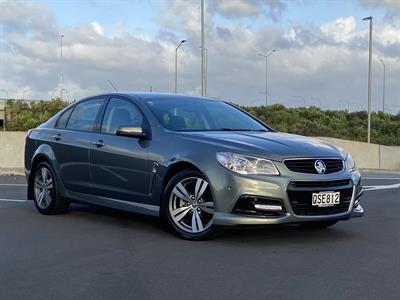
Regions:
[[66, 98, 104, 132]]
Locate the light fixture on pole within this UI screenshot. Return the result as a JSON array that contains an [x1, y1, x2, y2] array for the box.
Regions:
[[363, 16, 373, 143], [379, 58, 386, 113], [258, 49, 276, 106], [175, 40, 187, 93]]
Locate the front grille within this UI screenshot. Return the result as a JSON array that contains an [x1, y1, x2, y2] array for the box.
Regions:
[[233, 195, 286, 217], [287, 180, 353, 216], [284, 159, 343, 174]]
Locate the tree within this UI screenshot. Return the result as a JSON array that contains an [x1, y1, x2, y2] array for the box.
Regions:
[[5, 98, 68, 131]]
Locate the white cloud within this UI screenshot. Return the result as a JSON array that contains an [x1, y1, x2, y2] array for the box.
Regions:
[[0, 1, 399, 113], [209, 0, 287, 21], [90, 22, 104, 36], [377, 24, 400, 46], [320, 17, 357, 43], [357, 0, 400, 21], [213, 0, 259, 17]]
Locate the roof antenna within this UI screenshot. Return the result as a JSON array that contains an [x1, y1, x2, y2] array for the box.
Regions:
[[107, 79, 118, 92]]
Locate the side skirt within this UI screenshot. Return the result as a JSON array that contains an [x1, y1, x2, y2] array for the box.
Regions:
[[65, 191, 160, 217]]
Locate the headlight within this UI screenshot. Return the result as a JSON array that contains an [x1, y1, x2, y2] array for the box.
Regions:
[[216, 152, 280, 175], [346, 153, 356, 172]]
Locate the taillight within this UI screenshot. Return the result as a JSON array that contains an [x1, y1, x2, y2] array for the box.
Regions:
[[26, 129, 33, 143]]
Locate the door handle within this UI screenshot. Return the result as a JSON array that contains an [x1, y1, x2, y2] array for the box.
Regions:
[[92, 140, 105, 147], [53, 134, 62, 141]]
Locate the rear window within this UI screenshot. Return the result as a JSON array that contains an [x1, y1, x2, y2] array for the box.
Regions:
[[55, 107, 73, 128]]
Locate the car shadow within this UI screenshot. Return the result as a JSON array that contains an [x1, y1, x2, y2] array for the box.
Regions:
[[66, 203, 360, 245], [216, 223, 359, 246], [67, 202, 164, 230]]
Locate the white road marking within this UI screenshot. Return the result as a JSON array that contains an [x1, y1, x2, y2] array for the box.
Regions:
[[0, 184, 27, 186], [0, 199, 28, 202], [363, 177, 400, 180], [364, 183, 400, 191]]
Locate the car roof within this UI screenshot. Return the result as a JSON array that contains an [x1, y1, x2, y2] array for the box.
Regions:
[[83, 92, 222, 102]]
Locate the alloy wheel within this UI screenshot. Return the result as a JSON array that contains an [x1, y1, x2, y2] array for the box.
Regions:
[[168, 176, 214, 234], [34, 166, 54, 209]]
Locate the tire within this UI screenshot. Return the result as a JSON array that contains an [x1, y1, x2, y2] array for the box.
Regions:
[[162, 170, 219, 240], [300, 220, 339, 229], [32, 161, 70, 215]]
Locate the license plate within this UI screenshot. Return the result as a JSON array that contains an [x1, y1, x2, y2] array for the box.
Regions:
[[312, 191, 340, 207]]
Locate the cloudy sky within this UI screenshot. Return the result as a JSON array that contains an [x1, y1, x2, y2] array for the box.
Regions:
[[0, 0, 399, 112]]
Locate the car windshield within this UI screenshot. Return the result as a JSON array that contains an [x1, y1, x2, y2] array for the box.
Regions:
[[145, 99, 269, 132]]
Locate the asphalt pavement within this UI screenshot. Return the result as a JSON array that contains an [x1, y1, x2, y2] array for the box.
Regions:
[[0, 173, 399, 300]]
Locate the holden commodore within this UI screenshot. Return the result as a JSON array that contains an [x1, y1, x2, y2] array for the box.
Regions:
[[25, 93, 364, 240]]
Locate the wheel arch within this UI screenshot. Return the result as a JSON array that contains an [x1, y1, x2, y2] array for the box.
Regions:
[[162, 161, 202, 191], [27, 147, 59, 200]]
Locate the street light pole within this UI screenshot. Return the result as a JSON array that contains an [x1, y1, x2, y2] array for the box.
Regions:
[[175, 40, 187, 93], [199, 46, 208, 96], [363, 16, 373, 143], [200, 0, 205, 96], [60, 33, 64, 99], [258, 49, 276, 106], [205, 47, 208, 96], [379, 58, 386, 113]]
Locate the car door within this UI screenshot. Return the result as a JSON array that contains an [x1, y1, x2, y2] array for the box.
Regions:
[[90, 97, 151, 202], [52, 97, 105, 194]]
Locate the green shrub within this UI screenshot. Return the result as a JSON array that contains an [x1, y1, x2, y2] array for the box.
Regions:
[[4, 100, 399, 146], [240, 104, 399, 146], [5, 98, 68, 131]]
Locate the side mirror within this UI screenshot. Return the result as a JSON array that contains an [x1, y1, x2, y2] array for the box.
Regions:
[[116, 126, 147, 139]]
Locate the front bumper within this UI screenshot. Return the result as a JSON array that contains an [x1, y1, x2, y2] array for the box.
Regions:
[[206, 163, 364, 226], [213, 204, 364, 226]]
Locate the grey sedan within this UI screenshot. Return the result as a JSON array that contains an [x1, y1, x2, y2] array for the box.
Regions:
[[25, 93, 363, 240]]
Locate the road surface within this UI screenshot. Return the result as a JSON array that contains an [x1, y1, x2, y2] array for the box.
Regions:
[[0, 173, 399, 299]]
